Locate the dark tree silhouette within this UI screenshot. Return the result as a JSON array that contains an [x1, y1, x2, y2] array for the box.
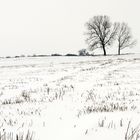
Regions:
[[78, 49, 87, 56], [85, 15, 118, 56], [117, 23, 136, 55]]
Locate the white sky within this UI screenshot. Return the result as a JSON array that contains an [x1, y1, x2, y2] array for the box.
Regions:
[[0, 0, 140, 56]]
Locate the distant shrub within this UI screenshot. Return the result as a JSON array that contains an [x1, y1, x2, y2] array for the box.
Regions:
[[36, 55, 48, 57], [51, 54, 62, 56], [27, 54, 48, 57], [65, 54, 78, 56], [14, 55, 25, 58], [78, 49, 88, 56], [15, 56, 20, 58], [20, 55, 26, 57], [32, 54, 37, 57], [5, 56, 11, 58]]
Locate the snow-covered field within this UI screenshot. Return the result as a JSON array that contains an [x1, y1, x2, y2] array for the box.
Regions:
[[0, 54, 140, 140]]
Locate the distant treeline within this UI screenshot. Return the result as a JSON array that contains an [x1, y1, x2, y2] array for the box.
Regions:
[[2, 52, 94, 59]]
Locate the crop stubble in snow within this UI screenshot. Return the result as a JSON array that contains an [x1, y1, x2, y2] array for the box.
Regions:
[[0, 54, 140, 140]]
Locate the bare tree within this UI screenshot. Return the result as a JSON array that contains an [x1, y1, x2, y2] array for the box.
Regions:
[[85, 15, 118, 56], [117, 22, 136, 55]]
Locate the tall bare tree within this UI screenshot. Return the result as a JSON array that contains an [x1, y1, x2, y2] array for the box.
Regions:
[[117, 23, 136, 55], [85, 15, 118, 56]]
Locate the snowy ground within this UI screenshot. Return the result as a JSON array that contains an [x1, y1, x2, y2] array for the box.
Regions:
[[0, 54, 140, 140]]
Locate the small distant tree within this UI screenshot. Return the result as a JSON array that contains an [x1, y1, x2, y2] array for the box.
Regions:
[[78, 49, 87, 56], [85, 15, 118, 56], [117, 23, 136, 55]]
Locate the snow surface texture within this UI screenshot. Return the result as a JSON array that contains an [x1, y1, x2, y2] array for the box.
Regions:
[[0, 54, 140, 140]]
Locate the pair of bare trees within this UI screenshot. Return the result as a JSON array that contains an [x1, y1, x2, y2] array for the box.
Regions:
[[85, 15, 136, 55]]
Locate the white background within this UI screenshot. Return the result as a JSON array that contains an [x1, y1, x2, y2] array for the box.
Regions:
[[0, 0, 139, 56]]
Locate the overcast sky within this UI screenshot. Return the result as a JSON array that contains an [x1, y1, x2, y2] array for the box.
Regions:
[[0, 0, 140, 56]]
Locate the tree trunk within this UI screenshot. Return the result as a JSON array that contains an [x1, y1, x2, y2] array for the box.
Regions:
[[118, 45, 121, 55], [102, 44, 106, 56]]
